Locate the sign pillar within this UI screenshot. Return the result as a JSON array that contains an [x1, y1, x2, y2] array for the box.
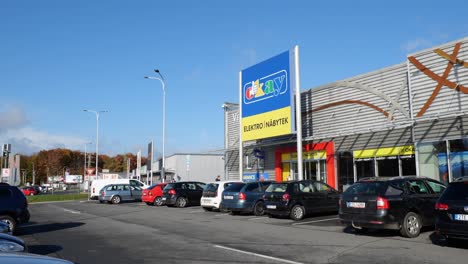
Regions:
[[239, 71, 243, 181], [294, 46, 303, 180]]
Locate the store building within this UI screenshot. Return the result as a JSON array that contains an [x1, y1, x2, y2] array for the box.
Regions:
[[225, 38, 468, 190]]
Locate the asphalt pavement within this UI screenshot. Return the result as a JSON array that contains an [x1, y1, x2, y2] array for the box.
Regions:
[[15, 201, 468, 264]]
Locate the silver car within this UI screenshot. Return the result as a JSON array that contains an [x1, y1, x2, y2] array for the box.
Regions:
[[98, 184, 143, 204]]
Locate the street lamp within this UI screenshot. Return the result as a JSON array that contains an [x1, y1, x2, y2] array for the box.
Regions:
[[144, 69, 166, 182], [83, 109, 108, 179], [83, 142, 92, 198]]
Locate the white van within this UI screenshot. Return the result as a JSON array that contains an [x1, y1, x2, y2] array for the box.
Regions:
[[90, 179, 148, 199]]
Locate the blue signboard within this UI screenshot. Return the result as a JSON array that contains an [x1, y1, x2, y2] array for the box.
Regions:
[[241, 50, 295, 141], [242, 172, 269, 182]]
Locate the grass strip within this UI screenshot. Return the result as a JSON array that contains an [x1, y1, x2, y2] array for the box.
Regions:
[[27, 193, 89, 203]]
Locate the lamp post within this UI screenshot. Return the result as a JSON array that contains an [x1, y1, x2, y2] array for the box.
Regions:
[[144, 69, 166, 182], [83, 109, 108, 179], [84, 142, 92, 197]]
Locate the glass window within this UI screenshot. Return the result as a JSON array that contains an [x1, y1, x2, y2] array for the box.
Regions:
[[449, 139, 468, 181], [417, 142, 448, 184], [266, 183, 288, 193], [407, 180, 429, 194], [195, 183, 205, 190], [338, 152, 354, 191], [401, 155, 416, 176], [440, 182, 468, 200], [204, 183, 219, 192], [105, 185, 114, 191], [245, 183, 260, 192], [260, 182, 272, 191], [344, 182, 387, 196], [298, 182, 314, 193], [313, 182, 332, 192], [164, 183, 175, 190], [223, 182, 236, 189], [426, 180, 446, 194], [377, 157, 399, 177], [356, 159, 375, 180], [122, 185, 129, 191]]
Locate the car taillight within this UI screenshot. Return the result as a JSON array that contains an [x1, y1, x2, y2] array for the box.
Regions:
[[376, 196, 389, 210], [214, 191, 218, 197], [168, 189, 176, 195], [282, 193, 290, 201], [93, 188, 95, 193], [148, 191, 152, 196], [239, 192, 246, 200], [435, 202, 449, 210]]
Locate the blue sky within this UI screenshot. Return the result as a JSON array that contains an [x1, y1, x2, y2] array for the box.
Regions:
[[1, 0, 467, 156]]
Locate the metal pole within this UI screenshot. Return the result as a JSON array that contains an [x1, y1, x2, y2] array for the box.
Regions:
[[294, 45, 303, 181], [162, 83, 166, 182], [96, 112, 99, 179], [239, 71, 243, 182]]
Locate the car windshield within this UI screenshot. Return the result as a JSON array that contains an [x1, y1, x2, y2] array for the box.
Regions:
[[204, 183, 219, 192], [441, 182, 468, 200], [224, 183, 245, 192], [265, 183, 288, 193], [344, 182, 388, 196]]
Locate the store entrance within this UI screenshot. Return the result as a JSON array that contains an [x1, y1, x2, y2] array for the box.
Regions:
[[286, 160, 327, 182]]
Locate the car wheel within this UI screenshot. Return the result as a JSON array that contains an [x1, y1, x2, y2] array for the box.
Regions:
[[290, 204, 305, 221], [154, 197, 163, 206], [400, 212, 421, 238], [203, 207, 213, 212], [111, 196, 121, 204], [0, 215, 17, 235], [253, 201, 265, 216], [176, 197, 187, 208]]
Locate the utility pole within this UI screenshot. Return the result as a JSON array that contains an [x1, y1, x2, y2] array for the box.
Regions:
[[32, 163, 35, 185]]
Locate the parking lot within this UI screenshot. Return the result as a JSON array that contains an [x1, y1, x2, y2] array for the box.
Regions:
[[16, 201, 468, 264]]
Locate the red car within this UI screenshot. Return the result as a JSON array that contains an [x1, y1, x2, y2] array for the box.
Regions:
[[142, 183, 167, 206], [22, 187, 38, 196]]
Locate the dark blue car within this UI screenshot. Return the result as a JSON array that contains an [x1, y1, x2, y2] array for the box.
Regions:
[[221, 181, 273, 216]]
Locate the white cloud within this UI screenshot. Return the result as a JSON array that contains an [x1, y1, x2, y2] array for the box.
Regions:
[[0, 107, 29, 132], [1, 127, 87, 155], [401, 38, 433, 53]]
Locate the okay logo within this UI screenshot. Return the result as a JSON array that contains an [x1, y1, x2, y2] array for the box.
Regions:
[[244, 70, 288, 104]]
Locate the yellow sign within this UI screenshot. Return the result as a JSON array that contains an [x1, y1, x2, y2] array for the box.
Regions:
[[353, 145, 415, 159], [282, 151, 326, 161], [242, 106, 292, 141]]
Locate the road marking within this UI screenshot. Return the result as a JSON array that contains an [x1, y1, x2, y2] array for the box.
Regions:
[[190, 210, 204, 213], [214, 245, 304, 264], [291, 217, 339, 225], [63, 209, 81, 214], [214, 213, 229, 216], [248, 217, 266, 221]]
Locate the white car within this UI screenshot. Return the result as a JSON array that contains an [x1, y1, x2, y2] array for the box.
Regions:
[[200, 181, 241, 211]]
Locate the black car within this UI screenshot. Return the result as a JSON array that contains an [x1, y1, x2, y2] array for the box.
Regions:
[[0, 184, 30, 234], [162, 181, 206, 208], [435, 177, 468, 240], [221, 181, 273, 216], [264, 180, 340, 221], [339, 176, 446, 238]]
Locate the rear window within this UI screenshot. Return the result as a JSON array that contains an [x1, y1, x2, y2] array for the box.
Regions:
[[441, 182, 468, 200], [344, 182, 388, 196], [204, 183, 219, 192], [266, 183, 288, 193], [147, 184, 159, 190], [224, 183, 245, 192], [0, 188, 12, 198], [163, 183, 176, 190]]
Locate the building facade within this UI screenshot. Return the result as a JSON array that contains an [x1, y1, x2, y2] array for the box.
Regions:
[[225, 38, 468, 190]]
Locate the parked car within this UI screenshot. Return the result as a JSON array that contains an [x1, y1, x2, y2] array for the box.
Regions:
[[264, 180, 340, 220], [21, 187, 38, 196], [0, 252, 73, 263], [90, 179, 148, 200], [201, 181, 241, 211], [435, 177, 468, 240], [0, 185, 30, 234], [98, 184, 143, 204], [339, 176, 446, 238], [0, 233, 26, 252], [161, 181, 206, 208], [221, 181, 273, 216], [142, 183, 167, 206]]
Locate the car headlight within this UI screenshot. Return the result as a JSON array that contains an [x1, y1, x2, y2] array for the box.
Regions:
[[0, 239, 25, 252]]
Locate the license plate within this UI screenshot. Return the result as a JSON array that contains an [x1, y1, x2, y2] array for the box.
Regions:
[[224, 195, 233, 200], [454, 214, 468, 221], [162, 197, 167, 201], [347, 202, 366, 208], [266, 205, 276, 209], [202, 199, 210, 203]]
